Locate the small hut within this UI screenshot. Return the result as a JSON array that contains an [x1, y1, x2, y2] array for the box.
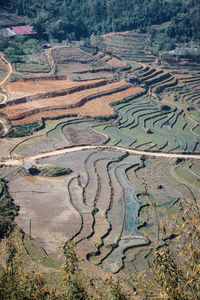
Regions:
[[22, 162, 38, 175]]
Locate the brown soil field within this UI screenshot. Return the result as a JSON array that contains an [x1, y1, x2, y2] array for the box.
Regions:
[[102, 31, 130, 37], [3, 77, 103, 100], [173, 74, 192, 79], [100, 54, 125, 68], [56, 63, 114, 80], [51, 46, 124, 80], [1, 73, 143, 124], [10, 174, 81, 254], [1, 80, 128, 119], [73, 71, 114, 81], [10, 85, 142, 125], [69, 86, 142, 116], [100, 54, 111, 62], [95, 52, 126, 68], [63, 124, 107, 145], [105, 57, 126, 68], [1, 68, 143, 125]]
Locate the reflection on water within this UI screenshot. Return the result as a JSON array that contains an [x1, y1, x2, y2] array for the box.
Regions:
[[24, 174, 69, 183]]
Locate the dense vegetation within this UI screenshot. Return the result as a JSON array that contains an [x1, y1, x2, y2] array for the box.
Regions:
[[1, 0, 200, 48], [0, 178, 19, 238], [0, 123, 3, 136], [8, 121, 44, 137], [34, 165, 73, 177]]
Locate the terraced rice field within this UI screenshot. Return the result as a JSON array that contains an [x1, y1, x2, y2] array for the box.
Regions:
[[160, 61, 200, 112], [91, 95, 200, 153], [52, 46, 123, 80], [3, 76, 102, 100], [136, 66, 178, 92], [171, 72, 200, 112], [15, 52, 50, 74], [102, 31, 155, 63], [123, 156, 199, 272], [62, 121, 107, 145], [4, 148, 198, 273], [1, 78, 142, 124], [0, 30, 199, 276]]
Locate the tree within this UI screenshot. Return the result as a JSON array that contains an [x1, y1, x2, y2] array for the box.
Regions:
[[31, 10, 49, 38], [0, 36, 9, 51], [4, 47, 16, 57], [60, 241, 89, 300]]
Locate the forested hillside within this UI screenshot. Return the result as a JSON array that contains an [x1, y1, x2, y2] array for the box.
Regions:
[[1, 0, 200, 46]]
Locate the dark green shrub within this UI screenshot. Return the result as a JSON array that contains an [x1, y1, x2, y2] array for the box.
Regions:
[[0, 179, 19, 239]]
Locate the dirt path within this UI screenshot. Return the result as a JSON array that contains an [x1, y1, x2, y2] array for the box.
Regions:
[[0, 45, 69, 104], [0, 53, 13, 104], [0, 53, 12, 87], [0, 119, 9, 136], [44, 47, 56, 76], [0, 93, 7, 103], [0, 145, 199, 166], [0, 45, 67, 85], [44, 45, 70, 76], [0, 53, 12, 132]]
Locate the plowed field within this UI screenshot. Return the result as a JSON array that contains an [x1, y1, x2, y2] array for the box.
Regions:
[[4, 77, 103, 100], [1, 77, 142, 125]]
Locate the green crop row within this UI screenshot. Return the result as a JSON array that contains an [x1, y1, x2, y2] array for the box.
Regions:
[[8, 120, 45, 138], [155, 78, 178, 93]]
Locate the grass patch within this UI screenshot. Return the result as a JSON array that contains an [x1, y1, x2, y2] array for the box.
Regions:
[[190, 162, 200, 177], [9, 72, 26, 81], [37, 165, 73, 177], [189, 109, 200, 121], [23, 238, 61, 268], [79, 45, 96, 54], [175, 164, 199, 184]]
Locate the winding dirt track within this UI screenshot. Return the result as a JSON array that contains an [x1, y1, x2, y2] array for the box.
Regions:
[[0, 53, 12, 87], [0, 45, 65, 102], [0, 145, 199, 166], [0, 119, 9, 136], [44, 45, 71, 76], [0, 54, 12, 102], [0, 53, 13, 104], [0, 54, 12, 134]]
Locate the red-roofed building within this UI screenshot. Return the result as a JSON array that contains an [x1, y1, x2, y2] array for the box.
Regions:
[[11, 25, 36, 35]]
